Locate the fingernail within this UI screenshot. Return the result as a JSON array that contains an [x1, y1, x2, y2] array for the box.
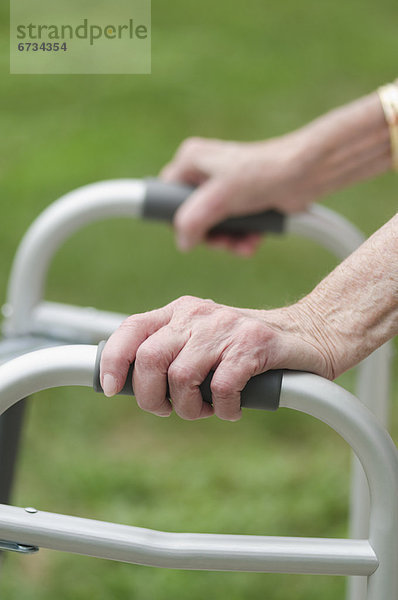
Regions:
[[102, 374, 117, 397]]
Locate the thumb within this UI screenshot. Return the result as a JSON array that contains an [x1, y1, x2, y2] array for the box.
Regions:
[[173, 178, 235, 251]]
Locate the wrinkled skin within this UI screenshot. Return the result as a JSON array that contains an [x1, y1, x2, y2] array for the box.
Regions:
[[100, 295, 332, 421]]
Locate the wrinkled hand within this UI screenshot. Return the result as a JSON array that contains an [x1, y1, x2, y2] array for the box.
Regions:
[[100, 295, 334, 421], [161, 134, 316, 254]]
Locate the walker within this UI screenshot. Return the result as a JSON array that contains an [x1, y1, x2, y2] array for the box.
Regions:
[[0, 179, 395, 599]]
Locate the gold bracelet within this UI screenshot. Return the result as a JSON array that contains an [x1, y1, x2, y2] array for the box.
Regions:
[[378, 80, 398, 171]]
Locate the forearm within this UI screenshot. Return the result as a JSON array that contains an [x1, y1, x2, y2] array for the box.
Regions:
[[291, 213, 398, 378], [163, 84, 396, 251], [295, 92, 392, 199]]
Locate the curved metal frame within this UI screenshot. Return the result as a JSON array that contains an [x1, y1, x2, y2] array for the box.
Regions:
[[0, 346, 396, 599], [2, 181, 367, 336], [0, 179, 394, 600], [2, 178, 391, 416]]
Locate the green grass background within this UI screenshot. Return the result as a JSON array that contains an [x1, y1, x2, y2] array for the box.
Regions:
[[0, 0, 397, 598]]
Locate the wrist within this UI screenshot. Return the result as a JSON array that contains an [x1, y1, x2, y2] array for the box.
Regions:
[[289, 295, 344, 379], [257, 302, 339, 379], [297, 93, 391, 197], [246, 131, 324, 212]]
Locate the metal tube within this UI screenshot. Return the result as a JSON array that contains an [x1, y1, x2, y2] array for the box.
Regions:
[[0, 399, 27, 505], [0, 348, 396, 593], [3, 180, 146, 337], [0, 504, 378, 575], [0, 345, 96, 416], [29, 302, 126, 344], [346, 344, 394, 600], [287, 204, 365, 261], [348, 349, 393, 538], [280, 372, 398, 600]]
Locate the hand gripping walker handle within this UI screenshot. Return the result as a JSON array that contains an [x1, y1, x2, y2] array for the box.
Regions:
[[93, 341, 282, 411], [143, 179, 286, 235]]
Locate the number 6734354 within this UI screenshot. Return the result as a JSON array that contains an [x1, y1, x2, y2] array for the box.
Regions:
[[17, 42, 67, 51]]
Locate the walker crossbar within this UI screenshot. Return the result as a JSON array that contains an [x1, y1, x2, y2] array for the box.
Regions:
[[0, 346, 396, 598], [0, 504, 378, 576]]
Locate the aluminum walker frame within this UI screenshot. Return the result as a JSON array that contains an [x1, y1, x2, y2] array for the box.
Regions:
[[0, 345, 396, 599], [0, 179, 394, 600]]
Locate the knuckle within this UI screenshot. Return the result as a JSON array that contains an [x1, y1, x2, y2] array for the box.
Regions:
[[173, 295, 215, 317], [121, 313, 142, 330], [210, 378, 234, 400], [189, 298, 216, 318], [168, 363, 195, 387], [180, 136, 204, 155], [135, 343, 164, 368], [175, 294, 198, 305], [171, 295, 199, 313]]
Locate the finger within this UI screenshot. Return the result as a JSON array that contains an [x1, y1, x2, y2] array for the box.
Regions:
[[206, 233, 262, 256], [210, 361, 255, 421], [231, 233, 262, 257], [206, 233, 236, 253], [160, 161, 205, 186], [174, 178, 235, 251], [100, 306, 172, 397], [167, 341, 215, 420], [133, 326, 189, 417], [160, 137, 212, 184]]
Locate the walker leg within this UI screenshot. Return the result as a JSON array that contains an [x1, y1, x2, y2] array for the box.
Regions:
[[0, 400, 26, 573], [0, 399, 27, 504], [348, 342, 393, 600]]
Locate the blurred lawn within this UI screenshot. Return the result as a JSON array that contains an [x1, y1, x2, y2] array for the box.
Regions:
[[0, 0, 397, 598]]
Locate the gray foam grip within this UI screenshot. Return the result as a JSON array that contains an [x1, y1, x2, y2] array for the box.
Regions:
[[143, 179, 285, 235], [94, 341, 282, 411]]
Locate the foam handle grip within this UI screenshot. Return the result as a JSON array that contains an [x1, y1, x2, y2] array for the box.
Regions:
[[94, 341, 282, 411], [143, 179, 285, 235]]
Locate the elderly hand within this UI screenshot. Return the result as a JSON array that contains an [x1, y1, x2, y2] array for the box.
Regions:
[[100, 295, 334, 421], [161, 134, 314, 255], [99, 213, 398, 421], [161, 93, 389, 255]]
